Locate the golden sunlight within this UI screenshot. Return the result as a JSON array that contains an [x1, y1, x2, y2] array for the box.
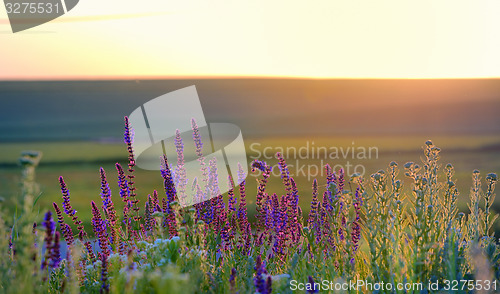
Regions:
[[1, 0, 499, 79]]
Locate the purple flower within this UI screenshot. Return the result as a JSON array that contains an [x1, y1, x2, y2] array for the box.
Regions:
[[41, 211, 55, 270], [237, 180, 248, 232], [124, 116, 140, 222], [337, 168, 345, 197], [162, 197, 177, 237], [59, 176, 74, 216], [161, 155, 179, 237], [227, 176, 237, 213], [276, 152, 291, 192], [252, 160, 272, 230], [50, 231, 61, 269], [351, 186, 363, 253], [124, 116, 135, 169], [99, 167, 111, 209], [289, 178, 301, 242], [243, 223, 252, 255], [254, 255, 272, 294], [115, 163, 129, 201], [161, 155, 178, 204], [144, 195, 156, 236], [263, 195, 273, 232], [52, 202, 65, 227], [307, 276, 319, 293], [320, 192, 334, 254], [325, 164, 333, 184], [100, 252, 109, 293], [100, 167, 118, 245], [308, 179, 319, 230], [59, 176, 88, 242], [63, 223, 74, 248], [216, 195, 226, 234], [152, 190, 159, 211], [91, 201, 109, 258], [206, 158, 221, 228], [229, 267, 237, 294]]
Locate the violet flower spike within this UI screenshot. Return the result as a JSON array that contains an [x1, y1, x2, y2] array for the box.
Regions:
[[254, 255, 271, 294], [50, 231, 61, 269]]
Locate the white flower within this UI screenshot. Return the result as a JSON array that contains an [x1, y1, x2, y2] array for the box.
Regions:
[[271, 274, 290, 281]]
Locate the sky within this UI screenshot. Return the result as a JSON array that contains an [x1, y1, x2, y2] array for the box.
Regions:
[[1, 0, 500, 79]]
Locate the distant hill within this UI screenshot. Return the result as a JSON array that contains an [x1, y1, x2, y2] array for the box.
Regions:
[[0, 79, 499, 141]]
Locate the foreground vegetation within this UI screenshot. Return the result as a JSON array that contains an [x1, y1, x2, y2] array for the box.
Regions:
[[0, 118, 499, 293]]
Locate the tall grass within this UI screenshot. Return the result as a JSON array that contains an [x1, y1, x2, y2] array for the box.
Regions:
[[0, 119, 498, 293]]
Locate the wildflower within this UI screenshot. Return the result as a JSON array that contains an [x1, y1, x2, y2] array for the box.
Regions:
[[41, 211, 55, 270], [174, 129, 187, 202], [161, 155, 178, 236], [207, 158, 221, 228], [50, 231, 61, 269], [50, 203, 73, 261], [215, 194, 227, 234], [227, 176, 238, 236], [161, 155, 178, 203], [162, 197, 177, 237], [52, 202, 65, 227], [289, 178, 301, 242], [115, 163, 129, 201], [100, 252, 109, 293], [254, 255, 272, 294], [336, 168, 345, 197], [229, 267, 237, 294], [59, 176, 91, 256], [100, 167, 118, 245], [91, 201, 109, 258], [351, 186, 363, 253], [307, 276, 319, 294], [308, 180, 321, 243], [63, 223, 74, 248], [99, 167, 112, 210], [276, 152, 292, 193], [243, 223, 252, 255], [252, 160, 272, 230], [320, 191, 332, 250], [59, 176, 74, 216], [144, 195, 154, 236], [32, 222, 38, 252], [124, 116, 140, 222], [152, 190, 159, 211], [227, 176, 236, 212], [192, 118, 209, 194], [238, 180, 248, 232]]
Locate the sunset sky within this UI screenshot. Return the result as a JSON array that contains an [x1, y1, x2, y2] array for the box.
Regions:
[[1, 0, 500, 79]]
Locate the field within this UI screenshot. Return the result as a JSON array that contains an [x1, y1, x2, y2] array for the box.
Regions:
[[1, 134, 500, 234], [1, 127, 500, 293], [1, 79, 500, 293]]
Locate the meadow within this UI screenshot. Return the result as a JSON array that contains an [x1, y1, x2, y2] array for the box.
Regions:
[[1, 79, 500, 293], [1, 134, 499, 232], [0, 119, 499, 293]]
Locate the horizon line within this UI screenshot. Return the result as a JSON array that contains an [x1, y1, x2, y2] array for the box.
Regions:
[[2, 75, 500, 81]]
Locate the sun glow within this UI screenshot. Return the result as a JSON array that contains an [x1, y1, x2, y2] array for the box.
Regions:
[[1, 0, 500, 79]]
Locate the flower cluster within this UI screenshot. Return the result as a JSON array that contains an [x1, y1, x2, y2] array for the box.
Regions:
[[38, 118, 499, 294]]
